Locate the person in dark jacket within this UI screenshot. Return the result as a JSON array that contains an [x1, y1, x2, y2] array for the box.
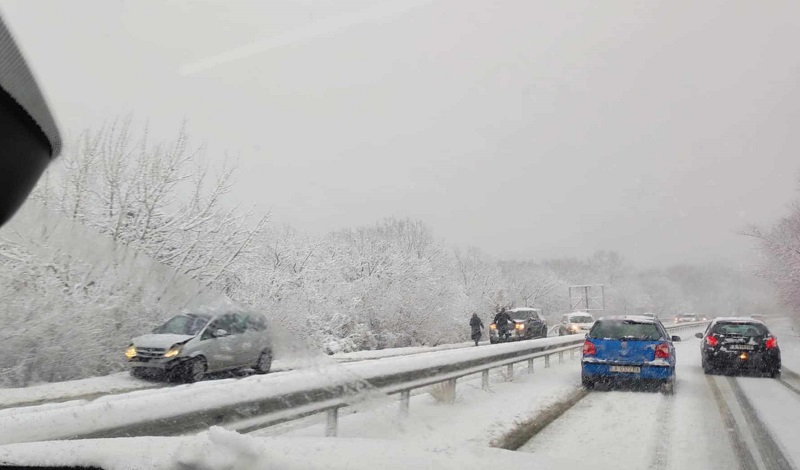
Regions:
[[493, 307, 513, 339], [469, 313, 484, 346]]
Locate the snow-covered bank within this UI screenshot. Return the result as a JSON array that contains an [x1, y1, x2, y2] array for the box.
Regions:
[[0, 426, 580, 469], [0, 338, 497, 410], [0, 335, 585, 444], [253, 354, 581, 447]]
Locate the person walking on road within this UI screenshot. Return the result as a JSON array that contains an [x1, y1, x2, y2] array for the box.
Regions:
[[493, 307, 513, 340], [470, 313, 484, 346]]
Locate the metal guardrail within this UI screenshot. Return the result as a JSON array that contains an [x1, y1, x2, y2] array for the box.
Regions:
[[37, 321, 708, 442]]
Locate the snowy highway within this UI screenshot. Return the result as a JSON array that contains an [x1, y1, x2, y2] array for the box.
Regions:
[[519, 332, 746, 469], [2, 321, 800, 470], [254, 321, 800, 470]]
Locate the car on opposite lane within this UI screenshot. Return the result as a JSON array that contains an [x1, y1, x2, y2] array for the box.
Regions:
[[696, 317, 780, 377], [581, 315, 680, 394], [558, 312, 595, 336], [126, 311, 273, 382], [490, 308, 547, 343], [674, 313, 707, 323]]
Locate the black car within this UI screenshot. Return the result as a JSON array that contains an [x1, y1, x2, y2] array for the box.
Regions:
[[490, 308, 547, 343], [509, 308, 548, 339], [696, 318, 781, 377]]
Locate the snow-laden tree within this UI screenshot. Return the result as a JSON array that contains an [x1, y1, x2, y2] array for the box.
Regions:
[[34, 118, 266, 290], [0, 202, 231, 387]]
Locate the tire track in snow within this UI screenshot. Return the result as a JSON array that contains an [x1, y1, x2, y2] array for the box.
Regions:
[[728, 377, 795, 470], [776, 367, 800, 398], [647, 392, 674, 470], [706, 375, 759, 470]]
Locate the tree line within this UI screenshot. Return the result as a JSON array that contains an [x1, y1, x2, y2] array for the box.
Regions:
[[0, 121, 777, 387]]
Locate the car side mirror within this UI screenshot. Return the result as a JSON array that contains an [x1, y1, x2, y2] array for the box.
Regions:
[[671, 335, 681, 342], [694, 332, 703, 339], [0, 22, 61, 227], [214, 329, 230, 338]]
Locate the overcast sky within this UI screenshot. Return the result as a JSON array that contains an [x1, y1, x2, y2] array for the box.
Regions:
[[3, 0, 799, 267]]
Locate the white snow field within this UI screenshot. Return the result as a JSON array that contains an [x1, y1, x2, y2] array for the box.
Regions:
[[0, 428, 576, 469]]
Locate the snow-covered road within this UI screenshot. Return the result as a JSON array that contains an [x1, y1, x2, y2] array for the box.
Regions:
[[519, 333, 740, 470], [518, 320, 800, 470], [3, 319, 799, 470]]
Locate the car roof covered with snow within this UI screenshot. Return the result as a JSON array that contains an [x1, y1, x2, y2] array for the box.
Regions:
[[597, 315, 659, 324], [566, 312, 594, 320], [710, 316, 765, 325]]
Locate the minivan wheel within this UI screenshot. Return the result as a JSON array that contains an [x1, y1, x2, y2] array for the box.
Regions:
[[184, 357, 206, 383], [255, 350, 272, 374]]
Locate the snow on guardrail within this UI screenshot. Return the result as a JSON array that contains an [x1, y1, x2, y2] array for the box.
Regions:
[[0, 321, 707, 444]]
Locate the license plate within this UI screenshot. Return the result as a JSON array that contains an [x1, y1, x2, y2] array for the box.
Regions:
[[728, 344, 754, 350], [610, 366, 641, 373]]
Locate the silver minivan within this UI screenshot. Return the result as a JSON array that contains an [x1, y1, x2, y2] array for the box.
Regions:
[[125, 311, 273, 382]]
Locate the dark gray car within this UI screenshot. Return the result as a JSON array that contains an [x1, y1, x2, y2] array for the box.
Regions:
[[125, 311, 273, 382]]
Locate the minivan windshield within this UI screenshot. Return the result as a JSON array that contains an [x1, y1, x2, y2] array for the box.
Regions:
[[569, 315, 593, 324], [153, 314, 209, 336], [589, 320, 663, 341]]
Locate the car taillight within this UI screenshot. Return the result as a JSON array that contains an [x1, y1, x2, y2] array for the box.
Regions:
[[583, 340, 596, 356], [655, 343, 670, 359], [706, 336, 718, 347], [766, 337, 778, 349]]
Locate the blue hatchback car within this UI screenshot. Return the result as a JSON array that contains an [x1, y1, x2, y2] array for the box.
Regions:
[[581, 316, 680, 393]]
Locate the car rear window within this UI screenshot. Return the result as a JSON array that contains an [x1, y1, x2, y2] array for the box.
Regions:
[[711, 322, 768, 336], [589, 319, 663, 341]]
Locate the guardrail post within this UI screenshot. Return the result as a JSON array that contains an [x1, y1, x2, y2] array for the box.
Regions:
[[570, 348, 576, 360], [506, 363, 514, 381], [399, 390, 410, 418], [326, 408, 338, 437], [446, 378, 457, 403], [527, 358, 534, 375], [559, 351, 564, 364], [482, 369, 489, 390], [545, 355, 551, 368]]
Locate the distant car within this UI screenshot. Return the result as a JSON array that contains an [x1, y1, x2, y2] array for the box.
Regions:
[[126, 311, 273, 382], [490, 308, 547, 343], [581, 316, 680, 393], [558, 312, 595, 336], [750, 314, 766, 322], [674, 313, 704, 323], [696, 318, 780, 377]]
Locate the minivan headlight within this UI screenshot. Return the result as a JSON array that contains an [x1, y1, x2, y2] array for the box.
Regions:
[[125, 345, 137, 359], [164, 346, 181, 358]]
